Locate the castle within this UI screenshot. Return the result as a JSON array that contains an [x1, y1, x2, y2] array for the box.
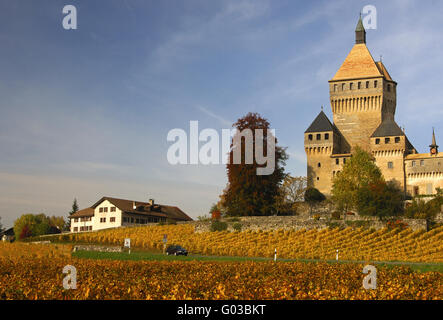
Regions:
[[305, 17, 442, 197]]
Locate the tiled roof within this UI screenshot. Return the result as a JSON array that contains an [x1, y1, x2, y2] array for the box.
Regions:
[[305, 111, 335, 133], [375, 61, 393, 81], [69, 207, 94, 218], [91, 196, 193, 221], [371, 119, 405, 138], [331, 44, 383, 81]]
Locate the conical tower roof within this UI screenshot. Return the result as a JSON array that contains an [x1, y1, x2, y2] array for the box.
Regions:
[[305, 111, 335, 133]]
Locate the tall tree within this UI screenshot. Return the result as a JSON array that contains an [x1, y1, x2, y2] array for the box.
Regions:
[[332, 146, 384, 212], [223, 112, 288, 216], [66, 198, 79, 231]]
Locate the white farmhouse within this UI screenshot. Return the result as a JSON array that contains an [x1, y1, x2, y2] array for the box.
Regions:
[[69, 196, 193, 233]]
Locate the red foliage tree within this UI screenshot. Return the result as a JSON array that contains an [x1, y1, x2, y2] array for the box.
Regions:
[[19, 225, 32, 240], [223, 112, 287, 216]]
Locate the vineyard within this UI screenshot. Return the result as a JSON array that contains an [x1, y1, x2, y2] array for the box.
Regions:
[[35, 224, 443, 263], [0, 243, 442, 300]]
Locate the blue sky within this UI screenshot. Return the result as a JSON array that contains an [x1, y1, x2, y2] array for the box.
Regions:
[[1, 0, 442, 228]]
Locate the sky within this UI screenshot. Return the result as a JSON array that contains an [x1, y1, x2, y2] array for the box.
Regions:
[[1, 0, 442, 228]]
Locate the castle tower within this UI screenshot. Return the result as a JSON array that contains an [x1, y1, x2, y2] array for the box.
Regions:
[[328, 17, 398, 152], [304, 110, 344, 194]]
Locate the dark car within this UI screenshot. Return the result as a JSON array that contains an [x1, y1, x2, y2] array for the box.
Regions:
[[166, 245, 188, 256]]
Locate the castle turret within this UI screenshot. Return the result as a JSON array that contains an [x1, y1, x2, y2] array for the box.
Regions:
[[430, 128, 439, 155], [355, 16, 366, 44], [304, 110, 344, 194]]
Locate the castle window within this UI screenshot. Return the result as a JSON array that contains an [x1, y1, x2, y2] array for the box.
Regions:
[[316, 134, 321, 140], [350, 83, 353, 90], [414, 186, 419, 196], [325, 133, 329, 140], [341, 83, 345, 91], [375, 138, 380, 144], [334, 84, 337, 92], [343, 158, 346, 164], [420, 160, 425, 166], [317, 177, 320, 181], [395, 137, 400, 143], [412, 161, 416, 167], [387, 84, 391, 92], [366, 81, 369, 88], [336, 158, 339, 165], [318, 162, 321, 168], [388, 162, 394, 169], [358, 82, 361, 89], [385, 137, 390, 144], [308, 134, 313, 141], [374, 80, 378, 88]]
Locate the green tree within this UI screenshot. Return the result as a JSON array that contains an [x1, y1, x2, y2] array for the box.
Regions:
[[405, 188, 443, 220], [304, 187, 326, 215], [332, 146, 384, 212], [357, 180, 404, 219], [14, 214, 51, 240], [49, 216, 67, 231], [223, 112, 288, 216], [66, 198, 79, 231]]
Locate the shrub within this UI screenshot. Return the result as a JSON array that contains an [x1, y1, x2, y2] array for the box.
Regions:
[[166, 218, 177, 225], [331, 211, 341, 220], [232, 223, 242, 232], [210, 220, 228, 232], [386, 219, 408, 230]]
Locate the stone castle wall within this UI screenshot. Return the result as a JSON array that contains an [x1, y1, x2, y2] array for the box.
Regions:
[[189, 215, 428, 233]]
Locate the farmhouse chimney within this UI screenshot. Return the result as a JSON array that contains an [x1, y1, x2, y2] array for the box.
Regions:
[[133, 201, 136, 210], [149, 199, 154, 206]]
